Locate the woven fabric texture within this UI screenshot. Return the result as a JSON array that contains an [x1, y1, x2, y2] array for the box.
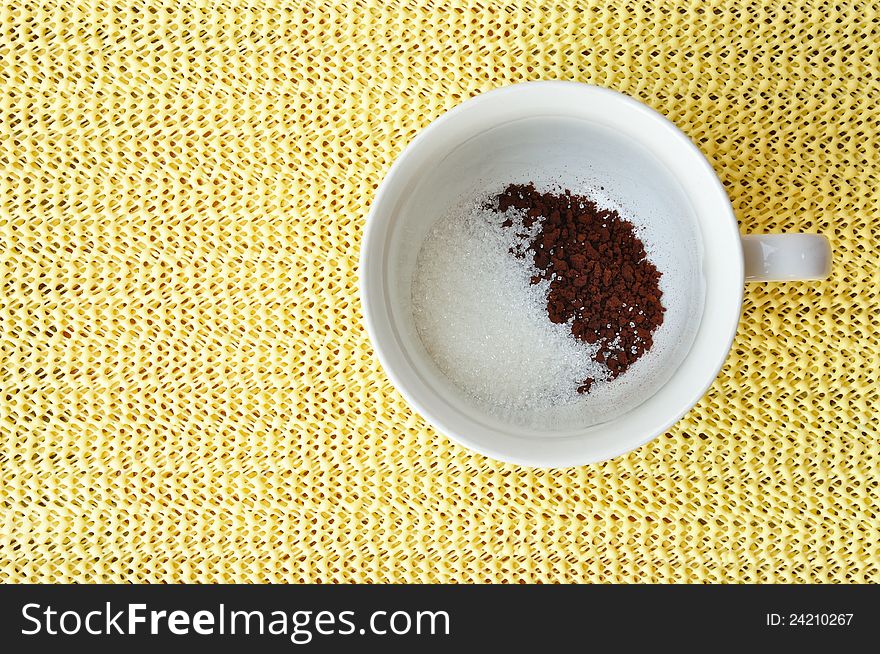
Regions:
[[2, 1, 878, 583]]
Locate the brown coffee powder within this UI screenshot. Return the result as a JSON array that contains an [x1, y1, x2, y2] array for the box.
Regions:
[[495, 183, 665, 393]]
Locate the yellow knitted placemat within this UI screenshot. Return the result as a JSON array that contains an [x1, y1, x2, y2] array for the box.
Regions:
[[1, 1, 878, 584]]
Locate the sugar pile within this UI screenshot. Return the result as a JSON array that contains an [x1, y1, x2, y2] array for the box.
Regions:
[[411, 197, 607, 417]]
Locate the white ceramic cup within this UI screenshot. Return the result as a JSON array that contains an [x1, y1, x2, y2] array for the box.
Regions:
[[360, 81, 830, 467]]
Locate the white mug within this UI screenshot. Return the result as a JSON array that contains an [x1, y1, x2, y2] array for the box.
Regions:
[[360, 81, 830, 467]]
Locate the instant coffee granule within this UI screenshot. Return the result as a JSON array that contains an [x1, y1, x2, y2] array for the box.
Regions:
[[495, 183, 665, 393]]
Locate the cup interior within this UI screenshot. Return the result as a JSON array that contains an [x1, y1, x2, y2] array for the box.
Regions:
[[361, 82, 743, 466], [393, 115, 705, 431]]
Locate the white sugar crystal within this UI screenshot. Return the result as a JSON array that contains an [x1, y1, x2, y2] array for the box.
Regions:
[[411, 198, 605, 419]]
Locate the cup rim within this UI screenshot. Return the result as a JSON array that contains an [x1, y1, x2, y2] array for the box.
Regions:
[[360, 81, 743, 467]]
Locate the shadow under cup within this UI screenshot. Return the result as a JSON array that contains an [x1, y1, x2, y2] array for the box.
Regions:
[[362, 84, 743, 465]]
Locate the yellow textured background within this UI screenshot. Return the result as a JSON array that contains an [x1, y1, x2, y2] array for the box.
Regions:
[[1, 0, 878, 583]]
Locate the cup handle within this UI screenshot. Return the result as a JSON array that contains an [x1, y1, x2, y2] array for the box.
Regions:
[[741, 234, 831, 282]]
